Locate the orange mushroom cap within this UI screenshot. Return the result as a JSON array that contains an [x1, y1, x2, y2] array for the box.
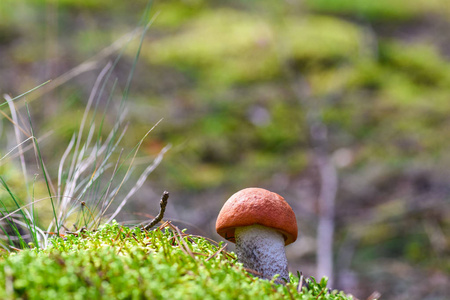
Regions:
[[216, 187, 298, 245]]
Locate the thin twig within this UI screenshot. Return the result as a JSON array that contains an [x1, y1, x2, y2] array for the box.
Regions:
[[205, 244, 227, 262], [143, 191, 169, 230], [315, 287, 328, 299], [170, 223, 195, 259]]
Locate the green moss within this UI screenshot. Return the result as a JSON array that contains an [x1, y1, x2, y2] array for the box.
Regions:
[[280, 16, 362, 68], [153, 0, 207, 28], [379, 42, 450, 87], [0, 223, 352, 299], [145, 9, 281, 86], [317, 38, 450, 161], [27, 0, 142, 11], [254, 102, 306, 153], [305, 0, 445, 21], [145, 11, 363, 87]]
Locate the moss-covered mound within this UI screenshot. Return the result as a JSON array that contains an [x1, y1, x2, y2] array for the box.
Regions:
[[0, 222, 351, 300]]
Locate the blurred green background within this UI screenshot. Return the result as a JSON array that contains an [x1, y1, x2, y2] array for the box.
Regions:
[[1, 0, 450, 299]]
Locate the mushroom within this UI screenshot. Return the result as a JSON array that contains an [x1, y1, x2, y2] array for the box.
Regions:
[[216, 187, 298, 282]]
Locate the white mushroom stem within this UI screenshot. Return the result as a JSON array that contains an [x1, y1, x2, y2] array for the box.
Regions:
[[235, 224, 290, 282]]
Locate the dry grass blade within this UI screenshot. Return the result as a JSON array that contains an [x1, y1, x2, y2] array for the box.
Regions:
[[0, 132, 52, 166], [0, 197, 54, 223], [205, 244, 227, 262], [116, 231, 131, 255], [174, 228, 195, 259], [105, 127, 169, 223], [2, 95, 31, 137], [0, 137, 34, 162], [297, 273, 304, 293], [92, 149, 124, 229], [14, 27, 145, 106], [57, 135, 76, 209]]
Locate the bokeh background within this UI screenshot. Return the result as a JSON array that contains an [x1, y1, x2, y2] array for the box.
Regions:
[[1, 0, 450, 299]]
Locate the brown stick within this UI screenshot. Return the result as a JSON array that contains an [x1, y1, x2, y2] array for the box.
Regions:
[[143, 191, 169, 230]]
